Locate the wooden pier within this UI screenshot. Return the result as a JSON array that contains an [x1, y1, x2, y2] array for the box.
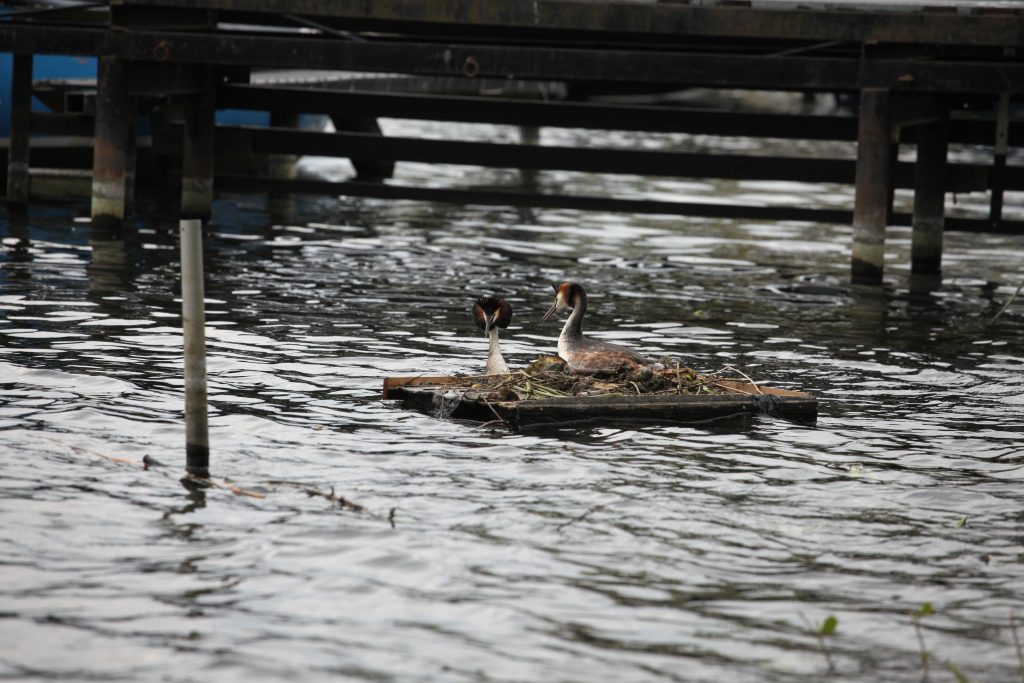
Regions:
[[2, 0, 1023, 282]]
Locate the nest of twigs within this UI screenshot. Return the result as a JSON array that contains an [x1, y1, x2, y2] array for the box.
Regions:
[[455, 356, 727, 402]]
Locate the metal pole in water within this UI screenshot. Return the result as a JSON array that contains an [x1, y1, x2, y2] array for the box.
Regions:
[[180, 218, 210, 478]]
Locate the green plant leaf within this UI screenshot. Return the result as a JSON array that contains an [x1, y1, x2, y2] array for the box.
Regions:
[[913, 602, 934, 618], [954, 516, 968, 528], [946, 660, 973, 683], [819, 615, 838, 636]]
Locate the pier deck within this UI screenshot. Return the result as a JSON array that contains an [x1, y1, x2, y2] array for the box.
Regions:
[[2, 0, 1022, 281]]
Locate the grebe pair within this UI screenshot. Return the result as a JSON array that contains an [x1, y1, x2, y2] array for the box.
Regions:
[[473, 282, 652, 375]]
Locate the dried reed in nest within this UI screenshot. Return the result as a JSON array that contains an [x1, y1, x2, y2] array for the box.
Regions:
[[455, 356, 727, 403]]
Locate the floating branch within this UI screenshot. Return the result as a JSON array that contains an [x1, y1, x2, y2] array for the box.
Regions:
[[303, 485, 366, 512], [989, 278, 1024, 326]]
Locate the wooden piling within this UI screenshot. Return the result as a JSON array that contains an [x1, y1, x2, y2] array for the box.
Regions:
[[180, 218, 210, 477], [6, 53, 32, 210], [91, 56, 133, 235], [989, 92, 1010, 228], [268, 110, 299, 183], [851, 88, 892, 284], [125, 114, 138, 217], [181, 79, 215, 220], [911, 112, 950, 276]]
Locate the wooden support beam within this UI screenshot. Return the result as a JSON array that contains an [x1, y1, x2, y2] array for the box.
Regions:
[[990, 92, 1011, 228], [912, 112, 950, 276], [108, 0, 1024, 49], [181, 77, 215, 220], [851, 88, 892, 284], [211, 173, 1024, 234], [91, 55, 134, 236], [6, 54, 32, 210]]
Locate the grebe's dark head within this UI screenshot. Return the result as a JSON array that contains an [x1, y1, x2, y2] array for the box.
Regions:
[[472, 296, 513, 336], [542, 282, 585, 321]]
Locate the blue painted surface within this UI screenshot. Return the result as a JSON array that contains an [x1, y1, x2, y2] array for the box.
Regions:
[[0, 54, 96, 136], [0, 54, 271, 136]]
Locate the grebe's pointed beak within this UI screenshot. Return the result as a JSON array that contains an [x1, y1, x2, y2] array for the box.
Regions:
[[542, 300, 558, 321]]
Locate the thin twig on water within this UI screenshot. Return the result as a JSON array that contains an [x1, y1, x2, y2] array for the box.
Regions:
[[722, 364, 763, 394], [479, 396, 508, 427], [181, 473, 267, 499], [912, 614, 930, 682], [45, 437, 135, 466], [556, 504, 606, 531], [989, 278, 1024, 326], [798, 612, 836, 674], [303, 485, 366, 512]]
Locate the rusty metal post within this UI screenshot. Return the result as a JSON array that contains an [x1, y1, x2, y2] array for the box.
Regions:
[[851, 88, 892, 284], [911, 112, 950, 276], [180, 218, 210, 477], [7, 54, 32, 210], [91, 56, 133, 235], [181, 77, 215, 220]]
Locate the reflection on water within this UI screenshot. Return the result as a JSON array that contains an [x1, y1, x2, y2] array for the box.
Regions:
[[2, 124, 1024, 682]]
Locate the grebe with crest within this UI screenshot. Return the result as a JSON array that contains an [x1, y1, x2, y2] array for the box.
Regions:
[[472, 296, 513, 375], [542, 282, 652, 373]]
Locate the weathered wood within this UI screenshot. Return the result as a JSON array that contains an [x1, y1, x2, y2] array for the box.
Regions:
[[220, 84, 1023, 146], [382, 375, 817, 428], [990, 92, 1011, 228], [91, 56, 134, 236], [912, 112, 950, 276], [181, 76, 215, 219], [116, 0, 1024, 48], [214, 173, 1024, 234], [1, 22, 1023, 95], [851, 88, 892, 284], [6, 53, 32, 209], [247, 126, 861, 181]]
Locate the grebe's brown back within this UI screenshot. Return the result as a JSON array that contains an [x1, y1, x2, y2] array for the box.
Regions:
[[472, 296, 513, 375], [542, 282, 651, 374]]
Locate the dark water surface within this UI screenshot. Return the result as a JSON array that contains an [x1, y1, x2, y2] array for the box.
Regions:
[[2, 131, 1024, 681]]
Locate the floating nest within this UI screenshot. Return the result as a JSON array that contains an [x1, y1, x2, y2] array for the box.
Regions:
[[454, 356, 727, 403]]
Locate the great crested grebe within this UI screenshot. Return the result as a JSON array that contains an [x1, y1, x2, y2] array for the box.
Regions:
[[472, 296, 513, 375], [543, 281, 652, 373]]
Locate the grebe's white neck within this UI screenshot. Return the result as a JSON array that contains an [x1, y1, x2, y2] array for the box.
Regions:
[[485, 328, 509, 375]]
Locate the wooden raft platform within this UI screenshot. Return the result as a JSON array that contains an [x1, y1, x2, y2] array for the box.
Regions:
[[383, 376, 817, 429]]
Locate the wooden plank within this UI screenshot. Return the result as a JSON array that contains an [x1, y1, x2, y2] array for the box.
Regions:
[[382, 378, 818, 427], [243, 126, 856, 181], [219, 84, 863, 140], [110, 30, 866, 91], [382, 375, 462, 399], [213, 174, 1024, 235], [1, 23, 1022, 93], [235, 126, 999, 192], [116, 0, 1024, 48]]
